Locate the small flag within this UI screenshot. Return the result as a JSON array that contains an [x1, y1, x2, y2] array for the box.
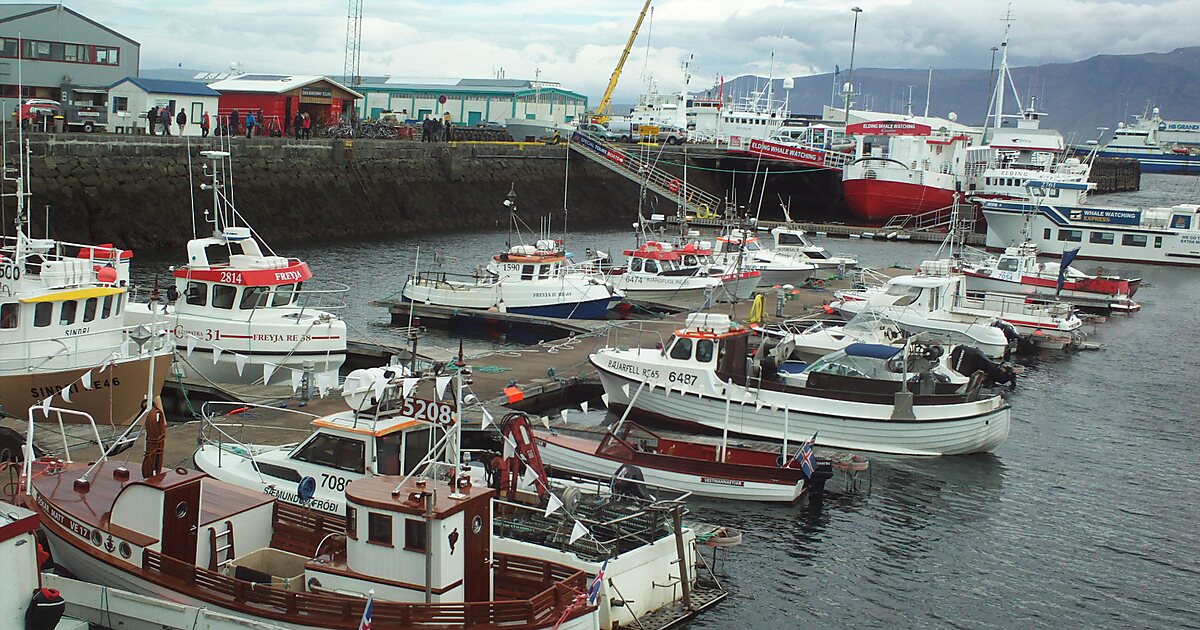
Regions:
[[81, 370, 93, 390], [358, 590, 373, 630], [560, 409, 569, 423], [435, 376, 452, 399], [502, 434, 516, 459], [185, 335, 197, 357], [620, 383, 630, 397], [580, 401, 589, 414], [290, 369, 303, 393], [799, 431, 818, 479], [263, 362, 277, 384], [569, 519, 589, 544], [41, 397, 51, 414], [316, 371, 336, 397], [481, 407, 493, 429], [545, 492, 564, 517], [234, 353, 247, 376], [588, 559, 608, 605], [1058, 247, 1081, 295], [212, 346, 223, 365], [401, 377, 418, 398], [522, 463, 539, 489], [600, 393, 609, 407]]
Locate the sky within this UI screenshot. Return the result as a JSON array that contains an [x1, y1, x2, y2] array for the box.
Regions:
[[80, 0, 1200, 101]]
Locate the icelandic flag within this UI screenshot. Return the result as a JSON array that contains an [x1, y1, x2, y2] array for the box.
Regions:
[[359, 593, 373, 630], [799, 431, 818, 479], [1057, 247, 1081, 295], [588, 559, 608, 605]]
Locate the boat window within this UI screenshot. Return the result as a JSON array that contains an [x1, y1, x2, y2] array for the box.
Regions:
[[776, 232, 804, 246], [212, 284, 237, 309], [521, 265, 535, 281], [997, 258, 1019, 272], [114, 294, 124, 316], [928, 289, 940, 312], [271, 284, 294, 307], [404, 518, 428, 552], [1090, 232, 1114, 245], [1171, 214, 1192, 230], [644, 259, 659, 273], [669, 336, 693, 360], [1057, 229, 1082, 242], [375, 432, 401, 476], [185, 281, 207, 306], [59, 300, 77, 326], [1122, 234, 1148, 247], [885, 284, 923, 306], [240, 286, 270, 310], [1043, 228, 1052, 240], [367, 512, 392, 546], [696, 338, 715, 362], [82, 297, 98, 322], [1, 303, 17, 329], [538, 265, 551, 280], [101, 295, 113, 319], [402, 428, 432, 476], [683, 254, 698, 266], [346, 506, 358, 540], [34, 302, 51, 327], [292, 433, 366, 474], [745, 240, 762, 252], [1154, 236, 1163, 249], [630, 258, 643, 272]]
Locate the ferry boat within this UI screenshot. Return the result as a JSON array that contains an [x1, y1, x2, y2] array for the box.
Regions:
[[981, 179, 1200, 267], [592, 314, 1011, 456], [959, 241, 1141, 312], [0, 141, 171, 424], [1091, 107, 1200, 174], [125, 151, 346, 388]]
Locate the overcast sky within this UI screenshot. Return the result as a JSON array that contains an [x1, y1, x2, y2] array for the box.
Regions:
[[84, 0, 1199, 99]]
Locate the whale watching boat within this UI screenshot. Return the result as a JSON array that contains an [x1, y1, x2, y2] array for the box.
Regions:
[[193, 368, 721, 629], [592, 314, 1011, 456], [0, 140, 171, 423], [125, 151, 347, 388]]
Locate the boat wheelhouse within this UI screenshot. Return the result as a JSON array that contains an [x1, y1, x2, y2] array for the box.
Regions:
[[607, 241, 728, 304]]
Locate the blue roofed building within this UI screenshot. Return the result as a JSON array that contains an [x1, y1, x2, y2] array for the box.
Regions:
[[108, 77, 220, 135], [352, 77, 587, 128]]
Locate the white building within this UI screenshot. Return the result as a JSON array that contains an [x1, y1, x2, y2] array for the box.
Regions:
[[353, 77, 587, 126], [108, 77, 220, 135]]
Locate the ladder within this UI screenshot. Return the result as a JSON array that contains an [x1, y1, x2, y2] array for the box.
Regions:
[[569, 131, 724, 218], [208, 520, 236, 571], [881, 204, 978, 233]]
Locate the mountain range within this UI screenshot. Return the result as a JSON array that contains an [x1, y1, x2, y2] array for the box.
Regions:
[[715, 46, 1200, 143]]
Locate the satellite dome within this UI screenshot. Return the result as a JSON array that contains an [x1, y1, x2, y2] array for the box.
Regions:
[[948, 112, 958, 122], [783, 77, 795, 90]]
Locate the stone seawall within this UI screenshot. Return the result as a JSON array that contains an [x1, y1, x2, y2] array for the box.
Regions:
[[15, 135, 710, 251]]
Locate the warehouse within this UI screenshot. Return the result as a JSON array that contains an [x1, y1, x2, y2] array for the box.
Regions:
[[353, 77, 587, 127]]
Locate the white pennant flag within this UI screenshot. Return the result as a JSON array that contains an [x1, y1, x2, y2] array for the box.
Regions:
[[621, 383, 630, 397], [234, 353, 248, 376], [600, 393, 609, 407], [502, 435, 516, 459], [569, 520, 589, 545], [185, 335, 197, 357], [560, 409, 569, 423], [61, 384, 72, 403], [544, 493, 564, 517], [81, 370, 93, 390], [435, 376, 451, 399], [521, 464, 538, 489], [290, 369, 303, 393], [540, 416, 551, 429], [401, 378, 418, 399], [580, 401, 589, 414], [263, 362, 277, 384], [212, 346, 223, 365], [41, 397, 51, 414], [316, 372, 336, 397], [480, 407, 493, 429]]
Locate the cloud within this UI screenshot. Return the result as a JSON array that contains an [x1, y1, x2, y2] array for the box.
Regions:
[[77, 0, 1200, 101]]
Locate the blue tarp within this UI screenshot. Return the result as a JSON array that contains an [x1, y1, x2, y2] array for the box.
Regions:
[[844, 343, 902, 359]]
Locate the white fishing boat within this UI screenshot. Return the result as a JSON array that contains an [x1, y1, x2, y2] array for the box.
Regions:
[[768, 309, 911, 361], [125, 151, 346, 388], [193, 368, 722, 630], [710, 231, 816, 286], [606, 241, 727, 304], [959, 241, 1141, 312], [764, 226, 858, 270], [592, 314, 1011, 456], [0, 139, 172, 424]]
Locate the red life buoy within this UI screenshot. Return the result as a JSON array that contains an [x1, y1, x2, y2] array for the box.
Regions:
[[669, 179, 680, 192]]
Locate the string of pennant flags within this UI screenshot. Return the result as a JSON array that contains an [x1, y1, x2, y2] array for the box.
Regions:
[[181, 332, 340, 396]]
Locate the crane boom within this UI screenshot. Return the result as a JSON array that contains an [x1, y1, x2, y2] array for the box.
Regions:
[[593, 0, 653, 124]]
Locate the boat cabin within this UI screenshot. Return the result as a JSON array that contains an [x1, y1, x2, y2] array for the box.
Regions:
[[661, 313, 751, 382], [174, 226, 313, 315], [870, 264, 963, 313], [490, 240, 568, 281], [623, 242, 708, 277]]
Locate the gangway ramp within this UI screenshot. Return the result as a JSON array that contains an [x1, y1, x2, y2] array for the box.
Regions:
[[570, 131, 724, 217], [744, 138, 853, 171]]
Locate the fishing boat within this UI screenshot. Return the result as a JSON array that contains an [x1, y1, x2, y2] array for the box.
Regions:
[[765, 309, 912, 361], [193, 368, 722, 630], [764, 226, 858, 270], [26, 403, 599, 630], [710, 230, 816, 286], [981, 179, 1200, 267], [605, 241, 729, 304], [403, 194, 622, 319], [959, 241, 1141, 312], [125, 151, 347, 388], [592, 313, 1011, 456], [0, 140, 172, 424]]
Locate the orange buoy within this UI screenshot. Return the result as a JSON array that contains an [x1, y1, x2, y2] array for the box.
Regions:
[[504, 385, 524, 404]]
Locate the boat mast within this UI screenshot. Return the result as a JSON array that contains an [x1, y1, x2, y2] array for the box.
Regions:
[[924, 67, 932, 118]]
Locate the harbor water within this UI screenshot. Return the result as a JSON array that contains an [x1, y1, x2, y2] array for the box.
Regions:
[[133, 174, 1200, 628]]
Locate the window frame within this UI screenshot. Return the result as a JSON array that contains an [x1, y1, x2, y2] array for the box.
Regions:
[[211, 284, 237, 309], [0, 302, 18, 329], [346, 506, 358, 540], [290, 433, 366, 474], [367, 512, 393, 547], [34, 302, 52, 327], [1121, 234, 1148, 248], [59, 300, 78, 326], [404, 518, 428, 553], [1089, 232, 1115, 245]]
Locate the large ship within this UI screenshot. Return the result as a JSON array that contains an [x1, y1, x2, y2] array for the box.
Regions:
[[1089, 107, 1200, 174]]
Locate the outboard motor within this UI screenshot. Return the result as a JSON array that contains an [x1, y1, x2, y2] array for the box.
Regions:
[[992, 320, 1020, 358], [950, 345, 1017, 389], [806, 459, 835, 499]]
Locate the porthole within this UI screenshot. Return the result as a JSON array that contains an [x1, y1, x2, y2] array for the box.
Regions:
[[175, 502, 188, 518], [90, 530, 102, 546], [118, 542, 132, 559]]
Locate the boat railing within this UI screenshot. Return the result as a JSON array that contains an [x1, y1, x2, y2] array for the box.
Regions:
[[197, 401, 320, 468], [955, 290, 1072, 319], [0, 234, 130, 264], [0, 324, 172, 376], [291, 280, 351, 319], [847, 266, 893, 291], [21, 404, 144, 498], [604, 320, 667, 352], [140, 548, 588, 627]]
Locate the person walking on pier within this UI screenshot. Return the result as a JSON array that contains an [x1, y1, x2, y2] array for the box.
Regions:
[[176, 108, 187, 135], [200, 112, 210, 137], [293, 111, 303, 139], [443, 111, 452, 142], [147, 105, 158, 135], [230, 110, 240, 137], [160, 106, 172, 136], [245, 110, 256, 138], [302, 112, 313, 139]]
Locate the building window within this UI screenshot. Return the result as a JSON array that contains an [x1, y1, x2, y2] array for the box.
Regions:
[[1090, 232, 1114, 245], [1057, 229, 1082, 242], [346, 506, 358, 540], [1122, 234, 1148, 247], [405, 519, 427, 552], [1, 303, 18, 329], [11, 39, 115, 66], [112, 96, 128, 113], [367, 512, 392, 546]]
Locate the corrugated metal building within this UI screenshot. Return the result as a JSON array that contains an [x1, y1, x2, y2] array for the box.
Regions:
[[353, 77, 587, 127], [0, 4, 139, 115], [108, 78, 221, 135]]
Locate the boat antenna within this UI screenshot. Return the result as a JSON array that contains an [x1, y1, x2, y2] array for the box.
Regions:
[[924, 67, 932, 117], [186, 134, 197, 239]]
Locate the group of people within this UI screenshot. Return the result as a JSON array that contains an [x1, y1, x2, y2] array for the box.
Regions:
[[147, 105, 208, 137], [290, 111, 314, 139], [421, 112, 455, 142]]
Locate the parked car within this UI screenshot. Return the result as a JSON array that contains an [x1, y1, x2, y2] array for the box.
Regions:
[[14, 97, 107, 133], [655, 125, 688, 145], [575, 122, 622, 142]]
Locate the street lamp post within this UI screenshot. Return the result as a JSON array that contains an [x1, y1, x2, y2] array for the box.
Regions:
[[843, 6, 863, 123]]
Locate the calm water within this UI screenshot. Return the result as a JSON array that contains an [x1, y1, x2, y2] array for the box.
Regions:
[[137, 175, 1200, 628]]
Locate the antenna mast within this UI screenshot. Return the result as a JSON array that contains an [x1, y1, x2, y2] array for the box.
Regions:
[[343, 0, 363, 88]]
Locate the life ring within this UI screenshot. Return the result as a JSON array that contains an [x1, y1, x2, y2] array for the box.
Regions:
[[696, 203, 714, 219], [668, 179, 680, 193]]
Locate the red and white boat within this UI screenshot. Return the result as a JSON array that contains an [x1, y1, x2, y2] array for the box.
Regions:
[[608, 241, 759, 303], [960, 242, 1141, 312], [535, 420, 844, 504]]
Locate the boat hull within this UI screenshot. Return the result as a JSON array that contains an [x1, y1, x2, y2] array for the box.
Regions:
[[842, 178, 956, 222], [402, 277, 619, 320], [0, 351, 171, 423], [1094, 148, 1200, 174], [593, 354, 1010, 456]]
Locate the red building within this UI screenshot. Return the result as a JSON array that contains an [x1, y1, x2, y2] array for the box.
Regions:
[[207, 74, 361, 133]]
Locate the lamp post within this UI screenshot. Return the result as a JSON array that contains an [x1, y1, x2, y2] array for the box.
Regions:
[[843, 6, 863, 123]]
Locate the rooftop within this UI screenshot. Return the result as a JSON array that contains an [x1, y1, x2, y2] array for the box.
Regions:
[[111, 77, 220, 97], [206, 74, 363, 99]]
